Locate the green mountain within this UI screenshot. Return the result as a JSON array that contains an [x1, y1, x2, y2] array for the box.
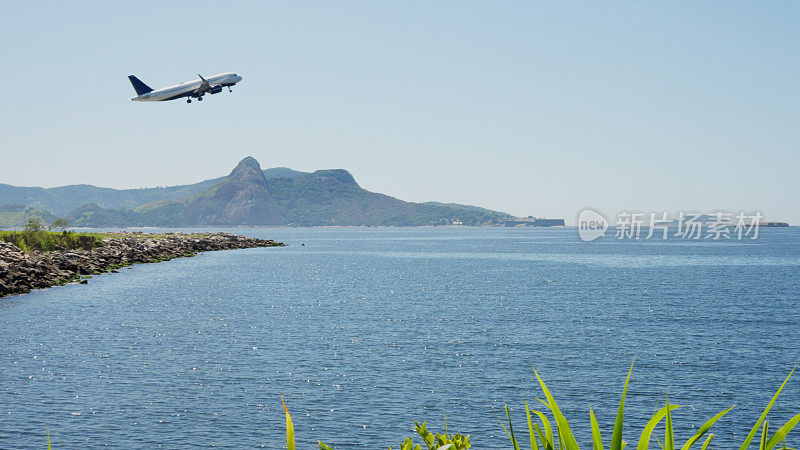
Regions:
[[0, 205, 60, 228], [0, 166, 305, 217], [2, 157, 512, 227], [0, 178, 220, 217], [138, 157, 284, 226]]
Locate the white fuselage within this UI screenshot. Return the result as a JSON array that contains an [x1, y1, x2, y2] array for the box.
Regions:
[[131, 72, 243, 101]]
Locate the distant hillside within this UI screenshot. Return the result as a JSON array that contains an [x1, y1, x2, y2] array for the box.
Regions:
[[2, 157, 512, 227], [0, 167, 306, 217], [0, 207, 60, 228], [263, 167, 308, 180], [0, 179, 222, 216], [138, 157, 285, 226]]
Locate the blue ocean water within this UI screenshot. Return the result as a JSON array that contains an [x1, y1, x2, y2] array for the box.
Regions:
[[1, 227, 799, 448]]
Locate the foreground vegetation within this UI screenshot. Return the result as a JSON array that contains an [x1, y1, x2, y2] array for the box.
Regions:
[[279, 364, 798, 449], [498, 364, 797, 450], [0, 218, 105, 252], [0, 218, 216, 253]]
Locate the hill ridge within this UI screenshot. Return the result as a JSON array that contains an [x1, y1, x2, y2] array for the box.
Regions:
[[0, 157, 512, 227]]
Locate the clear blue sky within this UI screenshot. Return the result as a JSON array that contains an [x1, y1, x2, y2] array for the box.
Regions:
[[1, 1, 798, 223]]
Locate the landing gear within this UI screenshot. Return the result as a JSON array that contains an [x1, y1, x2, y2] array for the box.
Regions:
[[187, 98, 191, 103], [197, 96, 203, 101], [228, 87, 232, 92]]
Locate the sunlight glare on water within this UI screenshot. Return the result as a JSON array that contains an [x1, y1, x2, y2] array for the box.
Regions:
[[1, 227, 799, 448]]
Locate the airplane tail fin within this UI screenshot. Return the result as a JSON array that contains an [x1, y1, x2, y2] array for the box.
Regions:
[[128, 75, 153, 96]]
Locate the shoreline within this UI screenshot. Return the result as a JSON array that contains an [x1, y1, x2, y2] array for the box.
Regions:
[[0, 232, 284, 297]]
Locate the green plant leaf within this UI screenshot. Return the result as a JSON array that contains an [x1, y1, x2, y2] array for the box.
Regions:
[[700, 434, 714, 450], [532, 410, 555, 449], [741, 368, 795, 450], [282, 396, 295, 450], [526, 401, 540, 450], [532, 406, 556, 448], [665, 397, 675, 450], [762, 421, 770, 450], [505, 405, 521, 450], [47, 426, 51, 450], [500, 417, 516, 448], [416, 421, 436, 449], [533, 368, 580, 450], [590, 409, 604, 450], [766, 413, 800, 449], [637, 404, 682, 450], [681, 405, 734, 449], [534, 423, 555, 450], [319, 442, 334, 450], [612, 361, 635, 450]]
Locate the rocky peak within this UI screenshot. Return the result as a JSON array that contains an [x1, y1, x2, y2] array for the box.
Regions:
[[229, 157, 268, 185], [178, 156, 283, 225]]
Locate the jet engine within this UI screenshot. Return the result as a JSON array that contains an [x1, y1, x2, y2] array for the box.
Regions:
[[208, 85, 223, 95]]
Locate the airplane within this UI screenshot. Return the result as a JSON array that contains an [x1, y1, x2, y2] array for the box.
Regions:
[[128, 72, 243, 103]]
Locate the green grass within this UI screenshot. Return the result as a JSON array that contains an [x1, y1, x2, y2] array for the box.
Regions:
[[0, 227, 224, 252], [0, 229, 106, 252], [501, 364, 798, 450], [0, 217, 106, 252], [279, 363, 799, 449], [282, 396, 295, 450]]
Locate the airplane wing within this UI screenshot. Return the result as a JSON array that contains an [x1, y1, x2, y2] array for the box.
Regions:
[[193, 74, 211, 95]]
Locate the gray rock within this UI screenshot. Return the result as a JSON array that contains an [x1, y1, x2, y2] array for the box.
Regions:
[[0, 232, 283, 297]]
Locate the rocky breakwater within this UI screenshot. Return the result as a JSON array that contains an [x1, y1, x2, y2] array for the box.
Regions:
[[0, 232, 284, 297]]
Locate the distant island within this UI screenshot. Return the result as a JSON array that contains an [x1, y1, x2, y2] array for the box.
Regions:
[[0, 157, 521, 227]]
